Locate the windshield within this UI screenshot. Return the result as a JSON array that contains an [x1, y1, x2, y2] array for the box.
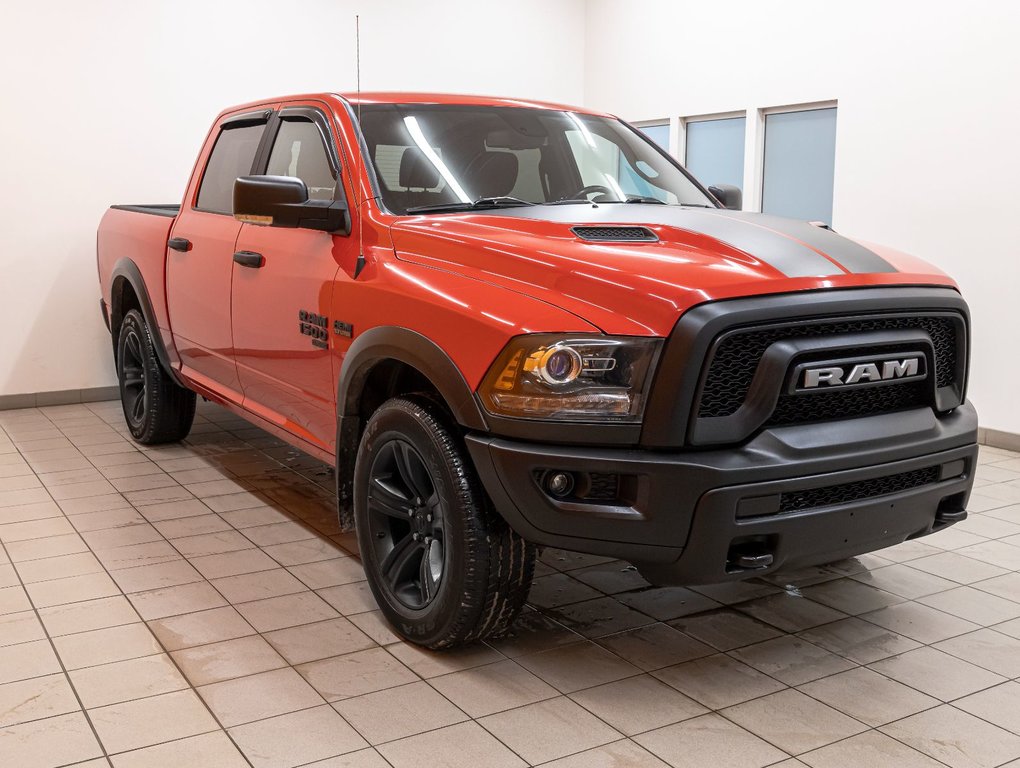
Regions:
[[355, 103, 716, 214]]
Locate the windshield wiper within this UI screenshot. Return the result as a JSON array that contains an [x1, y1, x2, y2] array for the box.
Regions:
[[622, 195, 667, 204], [405, 196, 536, 214]]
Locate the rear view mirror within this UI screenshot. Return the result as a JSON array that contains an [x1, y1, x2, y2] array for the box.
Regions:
[[233, 175, 350, 234], [708, 184, 742, 211]]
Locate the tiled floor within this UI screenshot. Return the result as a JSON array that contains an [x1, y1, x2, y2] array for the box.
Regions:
[[2, 401, 1020, 767]]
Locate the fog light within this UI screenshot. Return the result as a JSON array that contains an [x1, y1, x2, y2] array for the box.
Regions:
[[545, 471, 574, 497]]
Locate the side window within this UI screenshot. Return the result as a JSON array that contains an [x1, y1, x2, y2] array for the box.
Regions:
[[266, 118, 336, 201], [196, 122, 264, 214]]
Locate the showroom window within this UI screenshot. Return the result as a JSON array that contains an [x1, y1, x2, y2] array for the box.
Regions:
[[761, 106, 837, 224], [266, 118, 336, 201], [684, 115, 746, 193], [637, 122, 670, 151], [196, 122, 265, 214]]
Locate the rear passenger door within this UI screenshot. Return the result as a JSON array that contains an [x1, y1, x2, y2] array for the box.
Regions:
[[167, 110, 271, 399], [231, 106, 356, 452]]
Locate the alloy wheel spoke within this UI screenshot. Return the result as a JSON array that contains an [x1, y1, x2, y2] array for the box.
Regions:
[[394, 442, 430, 502], [419, 543, 437, 603], [368, 477, 411, 519], [126, 333, 143, 366], [381, 534, 423, 589], [130, 388, 146, 422]]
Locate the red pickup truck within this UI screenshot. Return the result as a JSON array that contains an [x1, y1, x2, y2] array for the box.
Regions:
[[97, 92, 977, 648]]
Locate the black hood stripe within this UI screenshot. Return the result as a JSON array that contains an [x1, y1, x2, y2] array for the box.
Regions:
[[474, 205, 897, 277]]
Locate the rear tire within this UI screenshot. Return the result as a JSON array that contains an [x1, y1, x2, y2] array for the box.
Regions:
[[354, 396, 535, 649], [116, 309, 196, 445]]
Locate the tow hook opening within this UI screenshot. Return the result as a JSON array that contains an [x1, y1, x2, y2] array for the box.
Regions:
[[726, 535, 777, 573]]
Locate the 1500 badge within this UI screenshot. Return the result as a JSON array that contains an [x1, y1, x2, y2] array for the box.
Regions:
[[298, 310, 329, 349]]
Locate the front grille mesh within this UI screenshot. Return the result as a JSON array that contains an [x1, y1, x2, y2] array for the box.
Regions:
[[779, 466, 941, 513], [571, 226, 658, 242], [698, 315, 958, 419]]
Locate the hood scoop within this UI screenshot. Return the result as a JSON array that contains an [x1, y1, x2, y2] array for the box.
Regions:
[[571, 225, 658, 243]]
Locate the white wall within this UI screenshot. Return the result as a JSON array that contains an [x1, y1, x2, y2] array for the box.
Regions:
[[585, 0, 1020, 433], [0, 0, 586, 398]]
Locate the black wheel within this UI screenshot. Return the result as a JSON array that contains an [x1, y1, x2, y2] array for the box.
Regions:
[[354, 396, 535, 649], [116, 309, 196, 445]]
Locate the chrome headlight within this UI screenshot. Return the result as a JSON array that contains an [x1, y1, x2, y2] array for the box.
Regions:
[[478, 335, 662, 422]]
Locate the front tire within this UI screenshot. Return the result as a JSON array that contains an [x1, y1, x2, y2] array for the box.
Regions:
[[354, 396, 535, 649], [116, 309, 196, 445]]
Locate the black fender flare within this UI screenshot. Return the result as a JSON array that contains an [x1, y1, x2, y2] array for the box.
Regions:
[[334, 326, 489, 526], [109, 258, 184, 386]]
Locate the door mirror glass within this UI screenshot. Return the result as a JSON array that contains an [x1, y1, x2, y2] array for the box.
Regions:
[[708, 183, 742, 211], [233, 175, 350, 234]]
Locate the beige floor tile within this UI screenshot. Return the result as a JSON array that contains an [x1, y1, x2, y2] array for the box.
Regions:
[[799, 666, 938, 726], [235, 591, 339, 632], [317, 581, 378, 615], [229, 704, 368, 768], [0, 500, 62, 524], [147, 606, 255, 651], [5, 532, 89, 562], [95, 541, 180, 571], [25, 570, 120, 608], [128, 581, 227, 621], [263, 617, 375, 665], [615, 586, 721, 621], [540, 739, 671, 768], [724, 688, 867, 755], [173, 531, 254, 558], [549, 596, 657, 638], [0, 711, 103, 767], [110, 559, 203, 594], [190, 548, 279, 579], [198, 667, 324, 727], [334, 680, 467, 744], [262, 536, 346, 566], [0, 584, 32, 615], [0, 638, 62, 684], [955, 681, 1020, 735], [0, 515, 76, 542], [39, 595, 139, 636], [528, 572, 609, 608], [802, 578, 905, 614], [571, 674, 707, 736], [15, 551, 104, 584], [109, 731, 249, 768], [736, 592, 847, 633], [70, 653, 188, 708], [0, 673, 80, 728], [669, 608, 784, 651], [484, 610, 581, 658], [480, 696, 620, 764], [869, 646, 1006, 701], [386, 640, 503, 679], [218, 505, 292, 529], [800, 730, 945, 768], [171, 634, 287, 685], [345, 610, 402, 647], [0, 610, 46, 646], [298, 647, 418, 701], [135, 499, 214, 524], [653, 653, 785, 710], [124, 486, 196, 507], [973, 571, 1020, 602], [287, 557, 365, 589], [152, 514, 232, 540], [851, 563, 958, 599], [82, 524, 163, 551], [53, 622, 162, 670], [89, 689, 219, 754], [210, 568, 306, 604], [917, 584, 1020, 625], [243, 520, 316, 546], [798, 616, 921, 664], [516, 640, 639, 694], [69, 508, 147, 533], [378, 720, 525, 768], [429, 659, 557, 718], [731, 635, 857, 685], [635, 712, 789, 768], [881, 705, 1020, 767], [861, 601, 979, 644], [934, 628, 1020, 677], [956, 540, 1020, 570]]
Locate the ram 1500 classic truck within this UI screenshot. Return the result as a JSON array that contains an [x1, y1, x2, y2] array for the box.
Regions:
[[97, 92, 977, 648]]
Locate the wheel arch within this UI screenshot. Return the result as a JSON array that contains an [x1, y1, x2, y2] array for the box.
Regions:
[[335, 326, 489, 527], [108, 258, 182, 386]]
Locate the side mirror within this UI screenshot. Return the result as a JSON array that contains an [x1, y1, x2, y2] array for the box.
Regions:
[[708, 184, 742, 211], [233, 175, 350, 235]]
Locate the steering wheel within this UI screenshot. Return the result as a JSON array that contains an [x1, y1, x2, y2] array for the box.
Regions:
[[568, 184, 615, 201]]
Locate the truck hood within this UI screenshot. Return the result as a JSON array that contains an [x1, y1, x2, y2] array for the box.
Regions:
[[389, 205, 955, 336]]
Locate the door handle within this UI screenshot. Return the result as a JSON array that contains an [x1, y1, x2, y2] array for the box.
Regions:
[[168, 237, 191, 252], [233, 250, 265, 268]]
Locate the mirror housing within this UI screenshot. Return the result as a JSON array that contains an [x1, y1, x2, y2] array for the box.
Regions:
[[233, 175, 350, 234], [708, 183, 742, 211]]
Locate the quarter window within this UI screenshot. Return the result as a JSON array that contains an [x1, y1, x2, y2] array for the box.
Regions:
[[196, 122, 265, 214], [762, 107, 837, 224]]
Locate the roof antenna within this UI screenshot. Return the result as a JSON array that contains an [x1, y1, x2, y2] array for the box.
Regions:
[[353, 14, 367, 279]]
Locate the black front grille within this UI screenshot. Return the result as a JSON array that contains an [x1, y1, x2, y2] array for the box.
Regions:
[[698, 315, 958, 419], [779, 465, 941, 513], [571, 226, 658, 242]]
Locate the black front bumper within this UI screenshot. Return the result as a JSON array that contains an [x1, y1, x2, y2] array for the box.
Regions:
[[466, 402, 978, 585]]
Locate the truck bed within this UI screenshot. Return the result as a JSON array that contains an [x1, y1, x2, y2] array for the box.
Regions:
[[110, 204, 180, 218]]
